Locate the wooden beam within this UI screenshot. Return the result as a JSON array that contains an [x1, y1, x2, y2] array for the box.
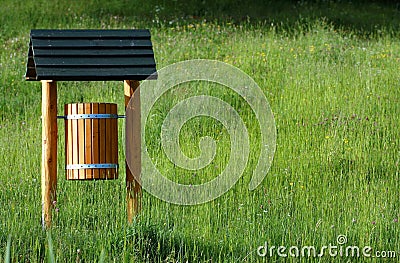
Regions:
[[124, 80, 141, 223], [41, 80, 58, 229]]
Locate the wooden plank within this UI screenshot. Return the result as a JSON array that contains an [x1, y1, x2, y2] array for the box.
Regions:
[[31, 29, 151, 39], [34, 57, 156, 67], [92, 103, 100, 179], [85, 104, 93, 179], [41, 80, 57, 229], [105, 103, 112, 179], [35, 67, 157, 81], [65, 104, 73, 179], [77, 104, 85, 179], [124, 80, 141, 223], [35, 67, 156, 75], [32, 39, 152, 48], [111, 103, 118, 179], [71, 104, 79, 180], [33, 48, 154, 57], [64, 104, 69, 179], [99, 103, 106, 179]]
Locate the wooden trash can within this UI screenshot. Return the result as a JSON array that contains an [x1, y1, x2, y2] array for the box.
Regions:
[[65, 103, 119, 180]]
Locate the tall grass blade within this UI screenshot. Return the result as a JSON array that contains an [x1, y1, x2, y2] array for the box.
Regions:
[[4, 235, 11, 263], [99, 249, 106, 263], [47, 232, 56, 263]]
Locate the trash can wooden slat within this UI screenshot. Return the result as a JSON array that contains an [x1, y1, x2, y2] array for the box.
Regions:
[[65, 103, 118, 180], [84, 103, 93, 179], [78, 103, 85, 179]]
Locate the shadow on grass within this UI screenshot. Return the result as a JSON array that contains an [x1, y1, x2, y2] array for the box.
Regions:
[[1, 0, 399, 42], [93, 0, 400, 36], [112, 221, 248, 262]]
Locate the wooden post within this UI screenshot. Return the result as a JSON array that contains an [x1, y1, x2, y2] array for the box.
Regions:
[[124, 80, 141, 223], [41, 80, 58, 229]]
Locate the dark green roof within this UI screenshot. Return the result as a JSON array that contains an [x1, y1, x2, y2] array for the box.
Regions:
[[26, 29, 157, 81]]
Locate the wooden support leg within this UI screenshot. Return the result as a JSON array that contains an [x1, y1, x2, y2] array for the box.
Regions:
[[41, 80, 58, 229], [124, 80, 141, 223]]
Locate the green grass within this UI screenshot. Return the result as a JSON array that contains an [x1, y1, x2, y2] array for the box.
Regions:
[[1, 0, 400, 262]]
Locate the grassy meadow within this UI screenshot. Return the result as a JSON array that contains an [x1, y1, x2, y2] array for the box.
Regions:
[[1, 0, 400, 262]]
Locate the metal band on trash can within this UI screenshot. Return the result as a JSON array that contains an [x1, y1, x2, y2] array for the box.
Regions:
[[65, 114, 119, 120], [66, 164, 119, 170]]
